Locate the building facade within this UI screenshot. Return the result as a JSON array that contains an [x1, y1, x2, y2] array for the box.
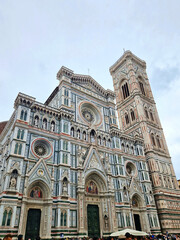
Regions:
[[0, 51, 179, 239]]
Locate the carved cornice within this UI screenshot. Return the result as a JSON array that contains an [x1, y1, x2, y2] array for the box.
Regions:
[[31, 103, 73, 120], [14, 92, 35, 108]]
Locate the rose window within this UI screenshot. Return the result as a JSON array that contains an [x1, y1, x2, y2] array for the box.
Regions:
[[31, 138, 53, 159], [80, 102, 102, 126], [34, 144, 47, 156], [82, 109, 94, 123]]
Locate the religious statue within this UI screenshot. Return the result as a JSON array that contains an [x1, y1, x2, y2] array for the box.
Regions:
[[51, 122, 55, 132], [104, 215, 108, 229], [10, 177, 16, 188], [62, 179, 68, 195]]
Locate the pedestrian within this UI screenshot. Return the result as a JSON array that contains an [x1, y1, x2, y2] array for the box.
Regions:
[[125, 233, 132, 240], [3, 235, 13, 240], [18, 235, 23, 240]]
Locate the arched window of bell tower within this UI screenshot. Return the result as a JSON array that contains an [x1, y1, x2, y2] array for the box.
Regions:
[[125, 113, 130, 125], [121, 82, 130, 99], [138, 77, 146, 96], [150, 133, 156, 146]]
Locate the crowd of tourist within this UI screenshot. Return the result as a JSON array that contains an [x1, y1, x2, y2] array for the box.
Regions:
[[1, 233, 180, 240]]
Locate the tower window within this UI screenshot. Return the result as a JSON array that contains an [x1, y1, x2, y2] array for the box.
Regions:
[[139, 82, 146, 96], [151, 134, 156, 146], [122, 82, 130, 99], [125, 114, 129, 124], [156, 137, 161, 148], [130, 110, 135, 121], [150, 111, 154, 121], [145, 108, 149, 119]]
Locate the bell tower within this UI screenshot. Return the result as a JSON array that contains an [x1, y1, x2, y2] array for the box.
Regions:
[[110, 51, 180, 233]]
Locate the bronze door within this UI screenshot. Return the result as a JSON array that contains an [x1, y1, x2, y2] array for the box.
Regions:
[[25, 209, 41, 240], [87, 204, 100, 238], [134, 214, 141, 231]]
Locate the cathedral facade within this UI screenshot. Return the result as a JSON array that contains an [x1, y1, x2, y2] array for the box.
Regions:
[[0, 51, 179, 239]]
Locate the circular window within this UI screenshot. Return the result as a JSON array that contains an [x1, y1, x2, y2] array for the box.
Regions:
[[126, 161, 137, 177], [82, 109, 94, 123], [35, 144, 47, 156], [31, 138, 53, 159], [80, 102, 102, 126]]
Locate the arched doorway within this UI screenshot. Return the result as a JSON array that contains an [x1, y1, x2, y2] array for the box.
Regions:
[[19, 180, 52, 240], [80, 171, 115, 238], [132, 194, 142, 231]]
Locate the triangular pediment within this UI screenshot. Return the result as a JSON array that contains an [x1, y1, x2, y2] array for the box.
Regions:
[[27, 158, 52, 186], [84, 146, 105, 175], [72, 74, 109, 98]]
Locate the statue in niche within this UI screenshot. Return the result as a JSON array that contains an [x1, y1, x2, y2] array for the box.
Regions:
[[10, 177, 16, 188], [51, 122, 55, 132], [62, 177, 68, 195], [9, 169, 18, 189], [34, 116, 39, 127], [104, 215, 109, 229]]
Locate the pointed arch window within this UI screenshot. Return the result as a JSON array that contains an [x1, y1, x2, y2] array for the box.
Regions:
[[14, 143, 22, 155], [63, 122, 69, 133], [125, 114, 129, 124], [2, 208, 12, 226], [14, 143, 18, 154], [18, 144, 22, 155], [63, 141, 68, 151], [122, 82, 130, 99], [139, 81, 146, 95], [17, 129, 24, 139], [145, 108, 149, 119], [130, 110, 135, 121], [150, 111, 154, 121], [151, 134, 156, 146], [20, 110, 24, 120], [156, 136, 161, 148], [20, 110, 27, 121], [61, 210, 67, 226], [24, 111, 27, 121], [62, 153, 68, 164], [17, 129, 21, 139]]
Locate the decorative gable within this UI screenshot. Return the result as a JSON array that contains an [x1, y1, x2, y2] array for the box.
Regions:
[[27, 158, 52, 186], [84, 146, 105, 175]]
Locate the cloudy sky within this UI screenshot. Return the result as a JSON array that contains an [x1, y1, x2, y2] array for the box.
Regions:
[[0, 0, 180, 178]]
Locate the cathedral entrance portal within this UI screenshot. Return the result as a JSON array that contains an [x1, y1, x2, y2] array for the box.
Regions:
[[134, 214, 141, 231], [87, 205, 100, 238], [25, 209, 41, 240]]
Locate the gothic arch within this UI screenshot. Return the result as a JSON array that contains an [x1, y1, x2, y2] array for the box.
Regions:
[[131, 193, 145, 208], [27, 179, 51, 199], [85, 171, 107, 193]]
